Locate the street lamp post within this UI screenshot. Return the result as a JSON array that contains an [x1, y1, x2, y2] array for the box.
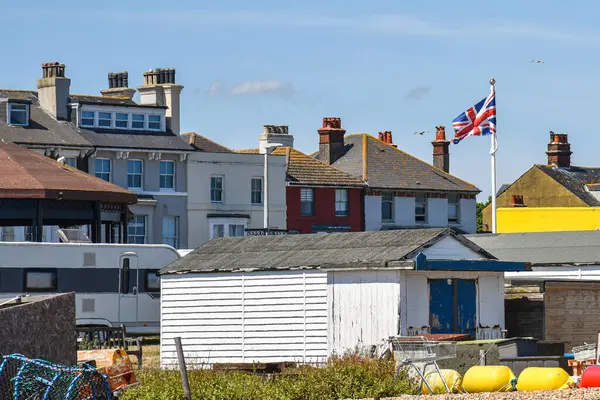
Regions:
[[263, 143, 283, 233]]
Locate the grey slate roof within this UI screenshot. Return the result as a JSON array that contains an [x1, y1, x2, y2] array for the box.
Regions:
[[466, 231, 600, 265], [535, 165, 600, 206], [181, 132, 233, 153], [159, 228, 495, 275], [76, 127, 193, 151], [316, 134, 480, 193], [0, 91, 93, 149]]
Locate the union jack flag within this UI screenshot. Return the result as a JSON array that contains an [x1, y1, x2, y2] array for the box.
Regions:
[[452, 92, 496, 144]]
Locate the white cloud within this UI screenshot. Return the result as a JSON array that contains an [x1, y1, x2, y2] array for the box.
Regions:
[[207, 81, 221, 96], [230, 80, 294, 96]]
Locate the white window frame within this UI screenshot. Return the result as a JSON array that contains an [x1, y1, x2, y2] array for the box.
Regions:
[[97, 111, 112, 128], [80, 111, 96, 128], [162, 216, 179, 248], [127, 159, 144, 190], [131, 113, 145, 130], [209, 218, 247, 240], [115, 112, 129, 129], [78, 106, 166, 131], [1, 227, 15, 242], [251, 177, 263, 205], [128, 215, 147, 244], [159, 160, 176, 191], [148, 115, 162, 131], [211, 176, 224, 203], [300, 188, 314, 216], [381, 192, 394, 222], [7, 103, 29, 127], [415, 194, 428, 223], [335, 189, 349, 217], [448, 194, 460, 223], [95, 158, 112, 182]]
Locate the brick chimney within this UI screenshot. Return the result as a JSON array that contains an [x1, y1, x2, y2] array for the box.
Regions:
[[432, 126, 450, 173], [36, 62, 70, 120], [101, 71, 136, 100], [137, 68, 183, 134], [259, 125, 294, 154], [378, 131, 397, 148], [318, 117, 346, 164], [546, 131, 572, 168]]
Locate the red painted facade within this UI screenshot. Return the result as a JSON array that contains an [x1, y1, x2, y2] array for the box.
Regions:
[[286, 186, 364, 234]]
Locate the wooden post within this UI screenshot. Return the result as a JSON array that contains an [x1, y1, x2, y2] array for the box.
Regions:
[[175, 337, 191, 400]]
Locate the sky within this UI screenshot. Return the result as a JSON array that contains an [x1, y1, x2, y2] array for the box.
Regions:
[[2, 1, 600, 200]]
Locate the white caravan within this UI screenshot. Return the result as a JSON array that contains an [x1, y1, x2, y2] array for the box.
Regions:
[[0, 241, 181, 335]]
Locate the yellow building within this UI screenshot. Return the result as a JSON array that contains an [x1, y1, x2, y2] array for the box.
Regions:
[[482, 132, 600, 232], [496, 207, 600, 233]]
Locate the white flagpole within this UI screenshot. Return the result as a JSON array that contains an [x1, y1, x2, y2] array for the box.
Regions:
[[490, 77, 498, 234]]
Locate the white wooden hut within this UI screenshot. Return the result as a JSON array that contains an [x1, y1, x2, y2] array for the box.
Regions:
[[158, 228, 527, 368]]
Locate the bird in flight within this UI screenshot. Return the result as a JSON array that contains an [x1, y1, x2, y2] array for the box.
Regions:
[[414, 131, 426, 135], [531, 60, 544, 64]]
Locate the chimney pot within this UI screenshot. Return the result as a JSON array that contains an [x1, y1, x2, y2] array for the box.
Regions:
[[435, 126, 447, 141]]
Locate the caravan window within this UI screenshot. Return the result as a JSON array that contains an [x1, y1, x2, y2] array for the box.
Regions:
[[121, 258, 130, 294], [25, 269, 57, 292], [146, 270, 160, 292]]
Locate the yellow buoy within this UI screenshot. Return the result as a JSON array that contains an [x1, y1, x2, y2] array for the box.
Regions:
[[421, 369, 463, 394], [463, 365, 516, 393], [517, 367, 574, 391]]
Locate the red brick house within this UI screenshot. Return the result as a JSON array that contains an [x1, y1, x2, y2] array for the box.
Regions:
[[272, 147, 366, 234]]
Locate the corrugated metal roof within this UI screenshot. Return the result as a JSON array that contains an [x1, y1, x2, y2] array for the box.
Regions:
[[466, 231, 600, 265], [160, 228, 493, 275]]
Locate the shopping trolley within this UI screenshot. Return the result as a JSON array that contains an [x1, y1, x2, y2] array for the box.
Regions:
[[388, 336, 457, 394]]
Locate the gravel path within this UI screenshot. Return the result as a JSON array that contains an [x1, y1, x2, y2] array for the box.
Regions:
[[360, 388, 600, 399]]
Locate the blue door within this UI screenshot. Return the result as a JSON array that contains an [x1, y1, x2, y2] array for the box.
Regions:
[[429, 279, 454, 334], [456, 279, 477, 335], [429, 279, 477, 335]]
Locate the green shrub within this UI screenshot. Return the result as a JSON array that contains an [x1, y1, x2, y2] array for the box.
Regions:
[[119, 355, 415, 400]]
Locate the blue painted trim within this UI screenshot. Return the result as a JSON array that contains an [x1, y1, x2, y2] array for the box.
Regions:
[[414, 253, 528, 272]]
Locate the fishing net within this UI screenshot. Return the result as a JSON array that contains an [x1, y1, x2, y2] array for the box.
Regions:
[[0, 354, 112, 399]]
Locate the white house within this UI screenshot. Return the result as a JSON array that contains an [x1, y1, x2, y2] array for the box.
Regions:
[[311, 119, 480, 233], [157, 228, 527, 368], [183, 133, 287, 249]]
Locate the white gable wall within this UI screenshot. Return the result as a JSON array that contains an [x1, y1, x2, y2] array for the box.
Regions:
[[422, 236, 486, 260], [160, 270, 328, 368], [427, 198, 448, 227]]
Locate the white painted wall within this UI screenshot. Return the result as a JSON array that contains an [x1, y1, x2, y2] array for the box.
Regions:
[[187, 152, 287, 248], [428, 198, 447, 227], [160, 270, 328, 368], [394, 197, 415, 226], [364, 194, 476, 233], [328, 270, 400, 355], [459, 198, 477, 234], [399, 270, 505, 335], [364, 195, 381, 231]]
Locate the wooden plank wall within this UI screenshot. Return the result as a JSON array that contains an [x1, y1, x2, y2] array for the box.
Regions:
[[545, 282, 600, 350]]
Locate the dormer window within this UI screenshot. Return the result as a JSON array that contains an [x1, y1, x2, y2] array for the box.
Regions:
[[78, 107, 165, 131], [8, 103, 29, 126]]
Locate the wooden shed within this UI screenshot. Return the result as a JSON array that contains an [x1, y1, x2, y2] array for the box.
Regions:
[[158, 228, 527, 368]]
